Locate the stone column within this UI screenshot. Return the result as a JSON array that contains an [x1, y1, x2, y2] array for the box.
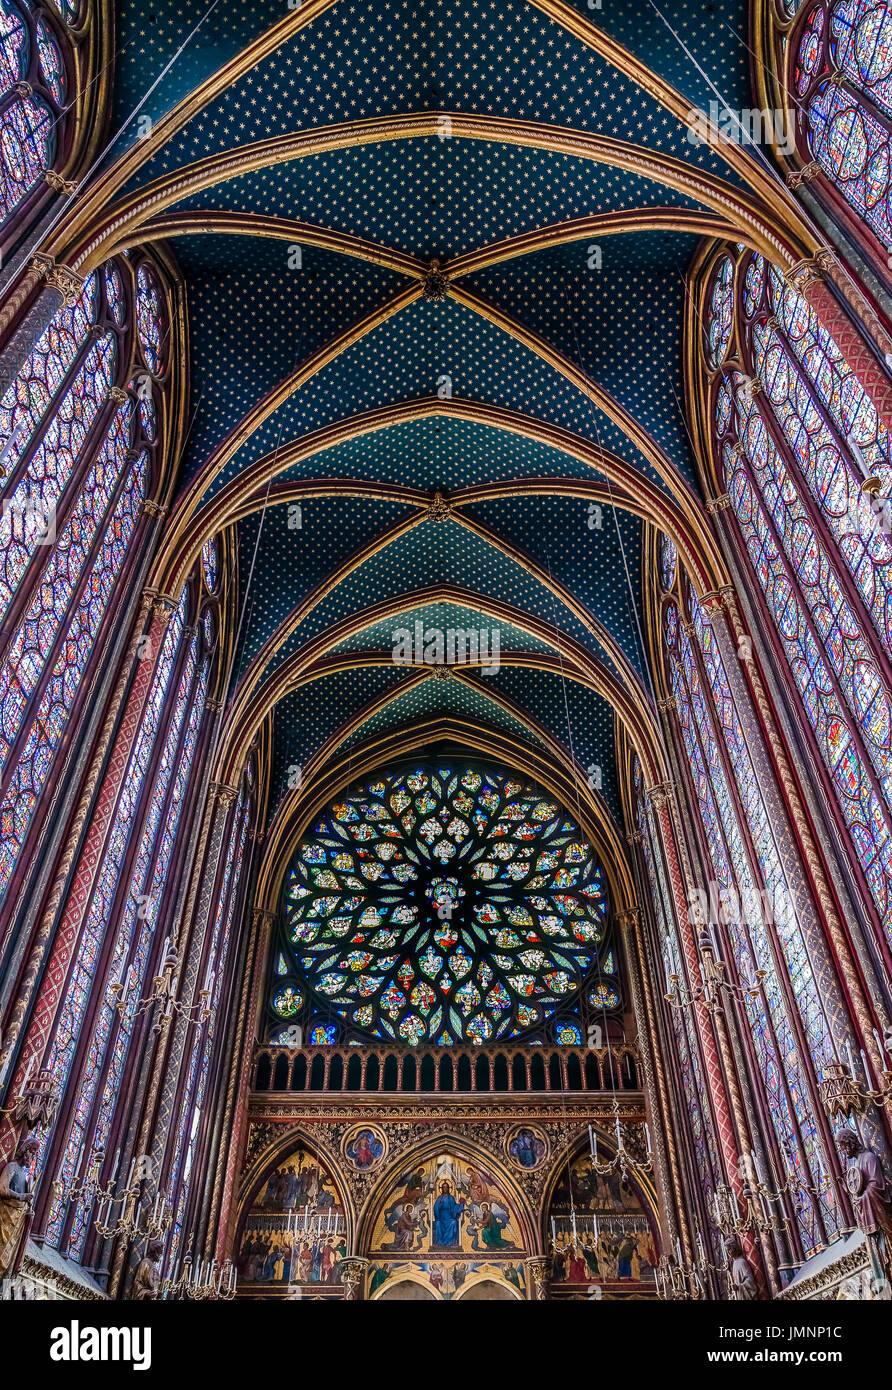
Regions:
[[618, 907, 688, 1264], [143, 783, 239, 1180], [786, 252, 892, 441], [214, 903, 276, 1264], [701, 585, 890, 1101], [645, 783, 769, 1291], [111, 782, 238, 1298], [0, 256, 84, 398]]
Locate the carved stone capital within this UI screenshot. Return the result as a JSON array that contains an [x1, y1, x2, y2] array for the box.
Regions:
[[699, 586, 735, 617], [204, 697, 223, 714], [210, 782, 239, 807], [141, 498, 167, 518], [44, 169, 77, 195], [657, 695, 677, 713], [143, 588, 179, 629], [339, 1256, 369, 1299], [30, 252, 55, 280], [644, 780, 675, 810], [706, 493, 732, 517], [107, 386, 129, 406], [616, 906, 642, 929], [251, 908, 277, 927], [524, 1255, 550, 1300], [33, 252, 85, 306], [783, 249, 836, 292], [786, 159, 821, 189]]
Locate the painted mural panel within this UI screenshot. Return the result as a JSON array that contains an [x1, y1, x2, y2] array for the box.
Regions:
[[548, 1150, 658, 1291], [367, 1151, 527, 1299], [238, 1146, 347, 1289]]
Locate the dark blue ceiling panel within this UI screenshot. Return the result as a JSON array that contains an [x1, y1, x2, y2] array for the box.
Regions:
[[231, 498, 418, 677], [207, 297, 669, 497], [260, 520, 630, 681], [128, 0, 742, 192], [173, 236, 411, 486], [463, 229, 701, 482], [165, 140, 707, 263]]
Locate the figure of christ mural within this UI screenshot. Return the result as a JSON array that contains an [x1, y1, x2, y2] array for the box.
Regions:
[[433, 1180, 466, 1248]]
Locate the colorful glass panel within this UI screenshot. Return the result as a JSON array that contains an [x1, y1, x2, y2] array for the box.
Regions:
[[201, 538, 218, 594], [0, 431, 145, 897], [635, 773, 722, 1226], [40, 591, 186, 1207], [706, 256, 734, 366], [62, 649, 209, 1257], [0, 2, 56, 227], [795, 1, 892, 248], [167, 798, 249, 1271], [659, 533, 677, 590], [0, 332, 116, 621], [666, 605, 835, 1255], [135, 263, 166, 374], [278, 764, 608, 1044]]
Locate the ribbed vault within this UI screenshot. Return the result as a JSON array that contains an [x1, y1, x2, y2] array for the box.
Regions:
[[59, 0, 828, 883]]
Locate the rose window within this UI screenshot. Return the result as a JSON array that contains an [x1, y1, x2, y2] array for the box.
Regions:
[[275, 763, 609, 1045]]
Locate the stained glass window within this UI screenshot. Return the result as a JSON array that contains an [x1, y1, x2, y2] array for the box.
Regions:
[[665, 603, 837, 1255], [0, 1, 70, 233], [201, 537, 218, 594], [45, 581, 215, 1252], [708, 249, 892, 951], [135, 263, 167, 376], [791, 0, 892, 250], [0, 260, 158, 902], [275, 763, 609, 1046]]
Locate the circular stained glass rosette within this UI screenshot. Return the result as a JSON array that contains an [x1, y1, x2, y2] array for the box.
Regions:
[[281, 764, 608, 1045]]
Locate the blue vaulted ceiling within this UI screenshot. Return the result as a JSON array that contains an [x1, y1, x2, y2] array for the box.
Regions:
[[107, 0, 757, 841]]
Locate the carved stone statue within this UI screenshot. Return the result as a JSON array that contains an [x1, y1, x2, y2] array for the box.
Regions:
[[725, 1236, 757, 1300], [0, 1135, 38, 1280], [132, 1237, 164, 1301], [835, 1126, 892, 1290]]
